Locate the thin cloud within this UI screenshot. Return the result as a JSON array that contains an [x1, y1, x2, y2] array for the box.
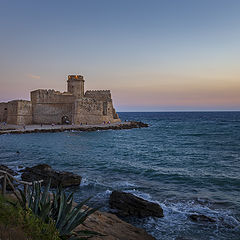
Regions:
[[27, 74, 41, 79]]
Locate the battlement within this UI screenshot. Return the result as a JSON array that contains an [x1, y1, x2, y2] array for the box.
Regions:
[[31, 89, 72, 95], [85, 90, 112, 101], [85, 90, 110, 92], [67, 75, 84, 81], [67, 75, 84, 98], [31, 89, 75, 104]]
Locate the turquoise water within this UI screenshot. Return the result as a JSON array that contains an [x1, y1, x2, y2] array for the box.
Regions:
[[0, 112, 240, 240]]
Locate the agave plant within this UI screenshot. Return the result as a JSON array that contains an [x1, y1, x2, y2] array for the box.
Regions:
[[17, 180, 52, 223], [18, 181, 102, 240]]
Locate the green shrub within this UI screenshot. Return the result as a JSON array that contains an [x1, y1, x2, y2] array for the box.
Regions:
[[18, 181, 102, 240], [0, 194, 60, 240]]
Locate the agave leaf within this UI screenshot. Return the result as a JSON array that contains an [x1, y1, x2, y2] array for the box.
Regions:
[[57, 196, 74, 232], [18, 188, 27, 209], [56, 190, 66, 226], [67, 192, 74, 202], [28, 181, 35, 209], [33, 182, 40, 214], [39, 201, 51, 222], [63, 206, 86, 232], [41, 179, 51, 205], [62, 196, 92, 228], [63, 207, 92, 235], [69, 207, 99, 232], [51, 192, 59, 219]]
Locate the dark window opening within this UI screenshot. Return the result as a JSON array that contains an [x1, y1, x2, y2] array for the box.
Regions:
[[103, 102, 107, 116]]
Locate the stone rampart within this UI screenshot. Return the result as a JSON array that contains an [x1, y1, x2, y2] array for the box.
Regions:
[[31, 89, 75, 124], [31, 89, 75, 104], [0, 102, 8, 123], [73, 98, 120, 124], [32, 103, 73, 124], [7, 100, 32, 125], [85, 90, 112, 102]]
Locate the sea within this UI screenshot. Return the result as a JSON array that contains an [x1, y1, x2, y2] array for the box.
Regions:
[[0, 112, 240, 240]]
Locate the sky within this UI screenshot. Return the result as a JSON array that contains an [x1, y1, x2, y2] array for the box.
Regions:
[[0, 0, 240, 111]]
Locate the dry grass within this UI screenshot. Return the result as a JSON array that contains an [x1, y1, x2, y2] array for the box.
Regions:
[[0, 224, 27, 240]]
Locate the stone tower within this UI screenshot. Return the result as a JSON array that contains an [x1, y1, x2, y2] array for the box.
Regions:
[[67, 75, 85, 98]]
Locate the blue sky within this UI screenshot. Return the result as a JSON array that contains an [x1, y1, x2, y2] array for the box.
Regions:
[[0, 0, 240, 111]]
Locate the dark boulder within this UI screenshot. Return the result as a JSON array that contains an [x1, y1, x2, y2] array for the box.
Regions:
[[21, 164, 81, 188], [109, 191, 164, 218], [189, 214, 216, 223]]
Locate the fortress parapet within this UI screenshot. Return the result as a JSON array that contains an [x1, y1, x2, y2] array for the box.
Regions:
[[31, 89, 74, 104], [85, 90, 111, 101]]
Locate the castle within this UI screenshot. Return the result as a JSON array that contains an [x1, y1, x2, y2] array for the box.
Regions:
[[0, 75, 120, 125]]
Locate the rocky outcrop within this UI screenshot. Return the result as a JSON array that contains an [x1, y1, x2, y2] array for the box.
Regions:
[[0, 121, 149, 135], [109, 191, 164, 218], [21, 164, 81, 187], [76, 209, 156, 240], [189, 214, 216, 223]]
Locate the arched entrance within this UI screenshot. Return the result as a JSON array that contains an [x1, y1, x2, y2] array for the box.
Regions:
[[61, 116, 70, 124]]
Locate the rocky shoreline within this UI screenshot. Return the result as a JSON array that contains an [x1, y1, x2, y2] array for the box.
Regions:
[[1, 164, 230, 239], [1, 164, 157, 240], [0, 121, 148, 135]]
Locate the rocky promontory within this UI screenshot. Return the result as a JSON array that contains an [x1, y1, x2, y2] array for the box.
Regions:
[[0, 121, 148, 135]]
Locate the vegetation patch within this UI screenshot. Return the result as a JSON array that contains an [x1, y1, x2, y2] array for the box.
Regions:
[[0, 194, 60, 240]]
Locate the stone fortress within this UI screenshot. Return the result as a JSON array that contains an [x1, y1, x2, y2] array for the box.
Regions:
[[0, 75, 120, 125]]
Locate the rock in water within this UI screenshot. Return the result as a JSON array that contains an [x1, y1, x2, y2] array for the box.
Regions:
[[109, 191, 164, 218], [21, 164, 81, 187], [189, 214, 216, 223]]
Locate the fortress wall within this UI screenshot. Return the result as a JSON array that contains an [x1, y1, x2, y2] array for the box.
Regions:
[[31, 89, 75, 104], [7, 100, 32, 125], [84, 90, 112, 102], [32, 103, 73, 124], [6, 101, 18, 124], [0, 102, 8, 122], [31, 89, 75, 124], [73, 98, 120, 124]]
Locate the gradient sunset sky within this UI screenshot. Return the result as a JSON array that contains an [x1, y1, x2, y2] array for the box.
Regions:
[[0, 0, 240, 111]]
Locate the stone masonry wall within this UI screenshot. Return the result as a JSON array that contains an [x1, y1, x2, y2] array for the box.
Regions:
[[73, 98, 120, 124], [0, 102, 8, 122], [7, 100, 32, 125], [84, 90, 112, 102], [31, 89, 75, 124], [67, 75, 84, 98]]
